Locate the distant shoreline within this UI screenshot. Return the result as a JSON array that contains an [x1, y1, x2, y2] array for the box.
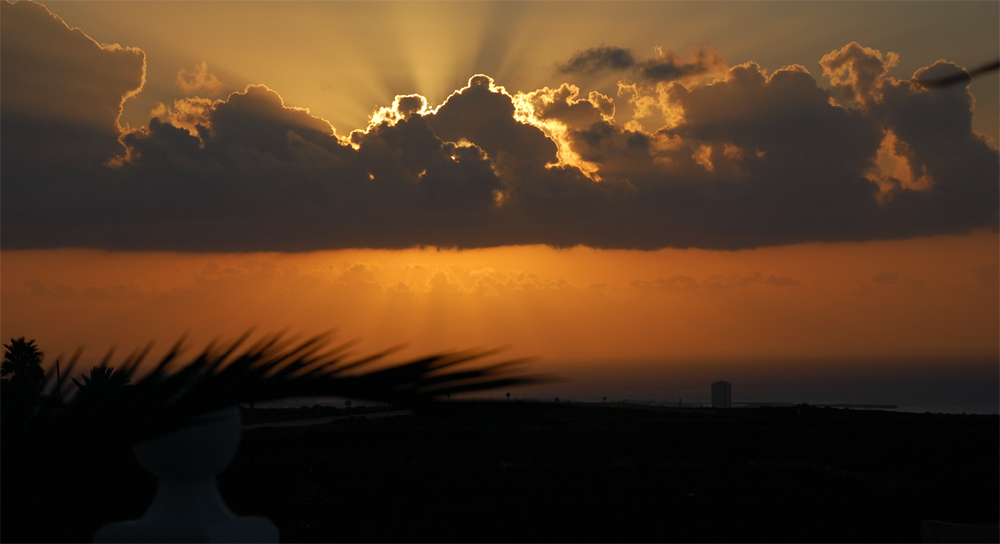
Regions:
[[248, 396, 999, 415]]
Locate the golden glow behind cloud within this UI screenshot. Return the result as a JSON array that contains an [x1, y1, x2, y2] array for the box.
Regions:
[[176, 61, 225, 96], [867, 129, 934, 200], [37, 1, 999, 141]]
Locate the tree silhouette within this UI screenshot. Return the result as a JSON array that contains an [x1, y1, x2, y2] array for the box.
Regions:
[[1, 338, 46, 436], [1, 337, 44, 389]]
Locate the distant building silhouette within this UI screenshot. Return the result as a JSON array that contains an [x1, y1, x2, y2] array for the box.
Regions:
[[712, 381, 731, 408]]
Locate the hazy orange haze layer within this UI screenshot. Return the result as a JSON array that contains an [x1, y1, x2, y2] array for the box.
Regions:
[[2, 232, 996, 373]]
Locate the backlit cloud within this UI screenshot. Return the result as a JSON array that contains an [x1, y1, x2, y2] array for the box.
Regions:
[[0, 0, 145, 131], [1, 1, 996, 252], [1, 0, 145, 204], [820, 42, 898, 108], [176, 61, 225, 96], [177, 62, 225, 95]]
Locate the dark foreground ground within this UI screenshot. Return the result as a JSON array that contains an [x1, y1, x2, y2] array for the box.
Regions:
[[2, 402, 998, 542]]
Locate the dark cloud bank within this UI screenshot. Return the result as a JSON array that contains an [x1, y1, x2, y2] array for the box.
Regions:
[[2, 0, 997, 252]]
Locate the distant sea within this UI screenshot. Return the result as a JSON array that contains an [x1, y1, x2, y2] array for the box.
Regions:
[[248, 357, 999, 415], [896, 405, 999, 415], [253, 396, 999, 415]]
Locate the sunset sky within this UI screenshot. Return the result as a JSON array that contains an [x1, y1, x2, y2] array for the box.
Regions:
[[2, 1, 997, 408]]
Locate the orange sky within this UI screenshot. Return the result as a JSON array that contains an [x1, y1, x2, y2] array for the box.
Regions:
[[3, 232, 996, 372]]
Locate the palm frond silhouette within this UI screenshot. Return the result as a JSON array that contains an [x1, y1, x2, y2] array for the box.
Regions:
[[916, 59, 999, 89], [71, 366, 132, 394], [22, 331, 546, 449]]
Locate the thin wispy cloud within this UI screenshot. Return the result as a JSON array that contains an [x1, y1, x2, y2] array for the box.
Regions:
[[176, 61, 225, 96], [559, 45, 727, 83]]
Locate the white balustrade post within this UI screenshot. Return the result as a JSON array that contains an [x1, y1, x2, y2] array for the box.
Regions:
[[94, 406, 279, 543]]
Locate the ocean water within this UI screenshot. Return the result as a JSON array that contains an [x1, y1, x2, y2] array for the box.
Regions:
[[252, 396, 999, 415], [896, 405, 999, 415], [248, 356, 1000, 416]]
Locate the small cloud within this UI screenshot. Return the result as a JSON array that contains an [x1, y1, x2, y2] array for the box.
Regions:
[[558, 45, 726, 84], [23, 279, 78, 300], [636, 47, 727, 83], [150, 97, 216, 137], [702, 273, 798, 290], [764, 275, 798, 287], [558, 45, 636, 74], [629, 275, 700, 293], [176, 61, 224, 95]]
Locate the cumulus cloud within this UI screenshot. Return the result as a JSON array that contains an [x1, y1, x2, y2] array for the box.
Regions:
[[1, 0, 145, 211], [0, 0, 145, 130], [916, 59, 999, 89], [176, 61, 225, 95], [1, 1, 996, 252], [427, 75, 558, 169], [820, 42, 899, 108]]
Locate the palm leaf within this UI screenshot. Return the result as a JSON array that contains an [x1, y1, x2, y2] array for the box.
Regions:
[[916, 59, 999, 88], [19, 331, 550, 450]]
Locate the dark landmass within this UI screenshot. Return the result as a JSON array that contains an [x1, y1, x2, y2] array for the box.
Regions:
[[2, 402, 997, 542], [239, 404, 389, 426]]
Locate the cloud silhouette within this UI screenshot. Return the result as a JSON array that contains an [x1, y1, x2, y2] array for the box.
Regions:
[[1, 3, 996, 252], [559, 45, 726, 84], [559, 46, 637, 74], [427, 75, 559, 169], [1, 0, 146, 246], [0, 1, 145, 131], [637, 47, 727, 83]]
